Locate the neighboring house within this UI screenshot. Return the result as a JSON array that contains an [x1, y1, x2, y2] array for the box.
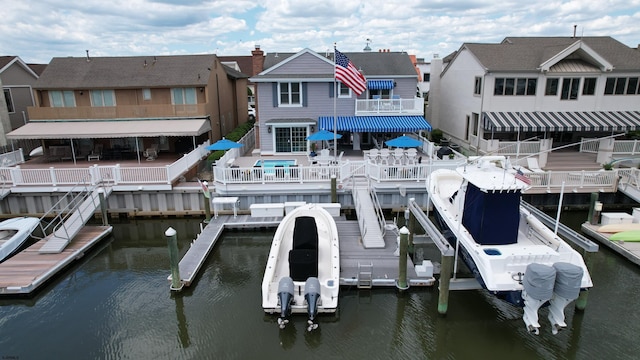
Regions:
[[219, 45, 265, 109], [6, 54, 248, 161], [250, 48, 430, 155], [0, 56, 44, 146], [415, 56, 431, 100], [427, 36, 640, 157]]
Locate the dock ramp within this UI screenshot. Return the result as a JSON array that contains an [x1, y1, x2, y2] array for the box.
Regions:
[[352, 187, 385, 248], [38, 184, 111, 254]]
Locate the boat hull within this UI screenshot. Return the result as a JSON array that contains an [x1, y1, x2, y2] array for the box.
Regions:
[[261, 204, 340, 314]]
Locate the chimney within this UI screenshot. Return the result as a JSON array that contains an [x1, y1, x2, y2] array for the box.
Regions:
[[251, 45, 264, 76], [85, 50, 90, 62], [573, 25, 577, 38]]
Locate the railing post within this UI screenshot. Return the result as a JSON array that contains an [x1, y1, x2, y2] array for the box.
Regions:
[[49, 167, 57, 186]]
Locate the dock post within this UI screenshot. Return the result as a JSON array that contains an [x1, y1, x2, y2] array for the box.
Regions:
[[406, 208, 414, 248], [98, 188, 109, 226], [331, 175, 337, 203], [396, 226, 410, 291], [166, 227, 183, 291], [588, 193, 599, 225], [438, 254, 453, 315]]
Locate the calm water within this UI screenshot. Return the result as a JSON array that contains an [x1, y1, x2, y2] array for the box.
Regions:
[[1, 214, 640, 360]]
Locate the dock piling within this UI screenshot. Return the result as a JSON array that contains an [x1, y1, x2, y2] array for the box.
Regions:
[[331, 175, 337, 203], [203, 181, 211, 223], [438, 254, 453, 315], [166, 227, 183, 291], [396, 226, 410, 291], [98, 188, 109, 226]]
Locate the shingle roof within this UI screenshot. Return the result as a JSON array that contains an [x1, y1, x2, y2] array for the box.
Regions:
[[464, 36, 640, 71], [35, 54, 217, 89], [261, 50, 416, 77], [217, 55, 254, 76]]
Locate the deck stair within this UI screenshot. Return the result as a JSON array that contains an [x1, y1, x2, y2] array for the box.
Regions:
[[38, 183, 111, 254], [543, 151, 600, 171], [352, 187, 385, 248]]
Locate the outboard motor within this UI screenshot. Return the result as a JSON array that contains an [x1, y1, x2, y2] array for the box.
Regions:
[[304, 277, 321, 332], [277, 277, 294, 329], [522, 263, 556, 335], [548, 262, 584, 335]]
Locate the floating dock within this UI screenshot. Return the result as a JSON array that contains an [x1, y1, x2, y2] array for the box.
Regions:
[[169, 214, 436, 289], [0, 226, 113, 295], [581, 222, 640, 266]]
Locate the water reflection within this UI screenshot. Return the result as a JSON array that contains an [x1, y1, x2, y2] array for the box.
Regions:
[[172, 293, 191, 349]]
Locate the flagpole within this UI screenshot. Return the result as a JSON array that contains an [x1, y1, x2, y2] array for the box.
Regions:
[[333, 43, 338, 160]]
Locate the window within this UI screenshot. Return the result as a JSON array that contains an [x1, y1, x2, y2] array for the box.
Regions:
[[423, 73, 431, 82], [545, 78, 559, 95], [172, 88, 197, 104], [90, 90, 115, 106], [50, 90, 76, 107], [474, 77, 482, 95], [561, 78, 580, 100], [582, 78, 597, 95], [494, 78, 536, 95], [3, 89, 14, 113], [279, 82, 302, 105], [603, 77, 640, 95], [472, 113, 479, 136], [627, 78, 639, 95], [338, 82, 351, 97], [142, 88, 152, 100]]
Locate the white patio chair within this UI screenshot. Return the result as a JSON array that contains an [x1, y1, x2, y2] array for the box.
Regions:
[[368, 148, 379, 163], [392, 148, 404, 165], [527, 157, 544, 172], [379, 148, 390, 165]]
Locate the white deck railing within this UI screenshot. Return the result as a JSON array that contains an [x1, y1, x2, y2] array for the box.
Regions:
[[0, 140, 210, 189], [355, 98, 424, 115]]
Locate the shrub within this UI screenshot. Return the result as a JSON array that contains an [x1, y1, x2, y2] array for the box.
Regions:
[[430, 128, 443, 144]]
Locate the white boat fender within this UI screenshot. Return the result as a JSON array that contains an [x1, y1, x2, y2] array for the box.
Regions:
[[277, 277, 294, 329], [304, 277, 321, 332], [522, 263, 556, 335], [548, 262, 584, 335]]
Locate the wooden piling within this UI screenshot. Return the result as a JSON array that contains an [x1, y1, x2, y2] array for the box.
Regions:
[[331, 175, 337, 203], [397, 226, 409, 291], [166, 227, 183, 291], [203, 181, 211, 223], [588, 193, 599, 225], [438, 254, 454, 315], [98, 189, 109, 226]]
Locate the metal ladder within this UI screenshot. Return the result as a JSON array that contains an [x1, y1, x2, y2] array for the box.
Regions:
[[357, 262, 373, 289]]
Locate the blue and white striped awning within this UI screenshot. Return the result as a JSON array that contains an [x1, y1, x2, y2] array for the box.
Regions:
[[318, 116, 431, 132], [483, 111, 640, 132], [367, 80, 394, 90]]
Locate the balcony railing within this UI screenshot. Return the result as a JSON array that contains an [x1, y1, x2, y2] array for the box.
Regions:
[[28, 103, 207, 120], [355, 97, 424, 115]]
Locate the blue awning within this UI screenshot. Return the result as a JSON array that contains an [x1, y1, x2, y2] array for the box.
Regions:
[[367, 80, 394, 90], [318, 116, 431, 132]]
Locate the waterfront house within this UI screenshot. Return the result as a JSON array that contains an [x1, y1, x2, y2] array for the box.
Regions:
[[0, 56, 45, 147], [427, 36, 640, 167], [6, 53, 249, 163], [250, 48, 431, 155]]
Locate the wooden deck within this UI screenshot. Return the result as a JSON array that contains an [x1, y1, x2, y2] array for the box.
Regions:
[[582, 222, 640, 266], [170, 212, 435, 289], [0, 225, 113, 295]]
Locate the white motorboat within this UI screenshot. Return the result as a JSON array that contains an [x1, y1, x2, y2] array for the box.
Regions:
[[428, 156, 593, 335], [261, 203, 340, 332], [0, 217, 40, 262]]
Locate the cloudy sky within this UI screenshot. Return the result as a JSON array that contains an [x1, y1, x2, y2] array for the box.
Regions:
[[3, 0, 640, 64]]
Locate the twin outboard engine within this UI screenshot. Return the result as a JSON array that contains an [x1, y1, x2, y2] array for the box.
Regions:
[[304, 277, 321, 332], [548, 262, 584, 335], [277, 277, 294, 329], [522, 263, 556, 335]]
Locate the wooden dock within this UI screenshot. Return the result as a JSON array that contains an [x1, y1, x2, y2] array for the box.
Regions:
[[0, 225, 113, 295], [171, 214, 435, 289], [582, 222, 640, 266]]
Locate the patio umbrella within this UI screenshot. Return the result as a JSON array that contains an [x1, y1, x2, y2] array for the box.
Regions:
[[385, 135, 421, 148], [306, 129, 343, 141], [206, 138, 244, 151]]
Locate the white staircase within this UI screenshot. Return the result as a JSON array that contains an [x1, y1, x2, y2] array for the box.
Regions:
[[352, 187, 385, 248], [39, 187, 108, 254]]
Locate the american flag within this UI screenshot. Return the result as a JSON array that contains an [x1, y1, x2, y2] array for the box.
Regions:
[[515, 169, 531, 185], [335, 49, 367, 95]]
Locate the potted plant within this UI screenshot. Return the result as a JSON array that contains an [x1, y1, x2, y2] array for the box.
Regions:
[[602, 162, 613, 170], [310, 142, 317, 157]]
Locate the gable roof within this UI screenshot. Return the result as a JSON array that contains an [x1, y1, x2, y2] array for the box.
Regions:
[[35, 54, 217, 89], [256, 49, 416, 80], [461, 36, 640, 72], [217, 55, 253, 76], [0, 56, 41, 78]]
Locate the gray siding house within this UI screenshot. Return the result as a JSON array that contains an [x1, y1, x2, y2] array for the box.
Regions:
[[250, 49, 430, 155]]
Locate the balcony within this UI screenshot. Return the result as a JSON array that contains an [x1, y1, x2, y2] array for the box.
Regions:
[[355, 97, 424, 116], [28, 103, 207, 120]]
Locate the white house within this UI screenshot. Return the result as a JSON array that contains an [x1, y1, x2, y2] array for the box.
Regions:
[[428, 36, 640, 163]]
